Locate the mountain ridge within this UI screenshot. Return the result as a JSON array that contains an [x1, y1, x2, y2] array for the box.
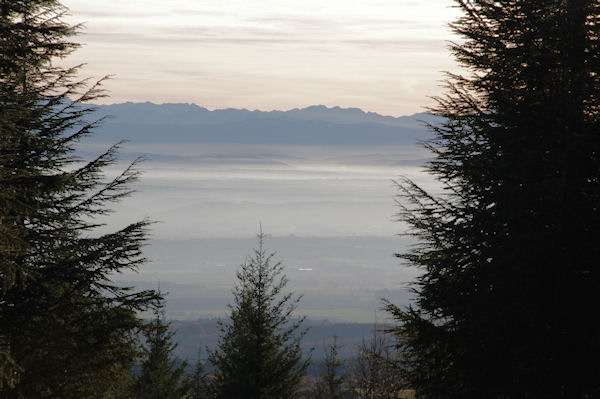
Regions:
[[91, 102, 435, 128], [86, 102, 436, 146]]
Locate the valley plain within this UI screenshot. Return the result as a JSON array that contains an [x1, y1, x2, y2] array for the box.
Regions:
[[79, 103, 437, 323]]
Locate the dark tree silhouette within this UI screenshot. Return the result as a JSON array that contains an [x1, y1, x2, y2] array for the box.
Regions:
[[133, 308, 188, 399], [0, 0, 160, 396], [387, 1, 600, 398], [187, 349, 210, 399], [208, 232, 309, 399], [312, 336, 349, 399]]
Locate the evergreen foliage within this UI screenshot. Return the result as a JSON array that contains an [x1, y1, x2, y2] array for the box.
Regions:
[[312, 336, 348, 399], [208, 232, 309, 399], [133, 308, 188, 399], [387, 1, 600, 398], [0, 0, 160, 397], [187, 349, 210, 399]]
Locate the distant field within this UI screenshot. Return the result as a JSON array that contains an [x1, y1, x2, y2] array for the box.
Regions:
[[164, 308, 390, 325], [116, 236, 420, 324], [170, 318, 385, 360], [96, 104, 429, 327]]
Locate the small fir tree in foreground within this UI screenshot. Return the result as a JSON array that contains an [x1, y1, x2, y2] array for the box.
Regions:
[[312, 336, 349, 399], [133, 308, 188, 399], [208, 232, 309, 399], [187, 349, 210, 399]]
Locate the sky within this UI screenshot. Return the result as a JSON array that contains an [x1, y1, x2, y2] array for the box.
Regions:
[[61, 0, 461, 116]]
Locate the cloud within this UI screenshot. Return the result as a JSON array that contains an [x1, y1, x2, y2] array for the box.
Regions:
[[70, 9, 165, 19], [168, 8, 230, 18], [245, 15, 439, 31], [63, 0, 459, 115], [78, 32, 446, 62], [80, 24, 446, 53]]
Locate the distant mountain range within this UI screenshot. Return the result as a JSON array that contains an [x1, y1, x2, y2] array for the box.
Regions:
[[87, 102, 436, 146]]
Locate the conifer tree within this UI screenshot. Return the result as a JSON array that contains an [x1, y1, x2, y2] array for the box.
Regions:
[[188, 349, 210, 399], [133, 309, 188, 399], [208, 232, 309, 399], [312, 336, 348, 399], [0, 0, 160, 397], [387, 1, 600, 398]]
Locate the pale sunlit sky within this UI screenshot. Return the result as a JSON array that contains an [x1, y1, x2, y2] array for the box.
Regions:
[[62, 0, 461, 116]]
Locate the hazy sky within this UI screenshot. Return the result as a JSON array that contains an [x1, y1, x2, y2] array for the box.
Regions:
[[62, 0, 461, 116]]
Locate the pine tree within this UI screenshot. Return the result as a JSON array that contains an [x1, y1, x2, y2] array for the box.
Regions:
[[133, 309, 188, 399], [312, 336, 348, 399], [0, 1, 160, 397], [208, 232, 309, 399], [188, 349, 210, 399], [387, 1, 600, 398]]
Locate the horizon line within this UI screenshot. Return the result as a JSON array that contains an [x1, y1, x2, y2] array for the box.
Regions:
[[90, 100, 431, 119]]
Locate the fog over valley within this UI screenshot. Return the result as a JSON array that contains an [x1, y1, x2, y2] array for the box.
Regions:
[[79, 103, 438, 323]]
